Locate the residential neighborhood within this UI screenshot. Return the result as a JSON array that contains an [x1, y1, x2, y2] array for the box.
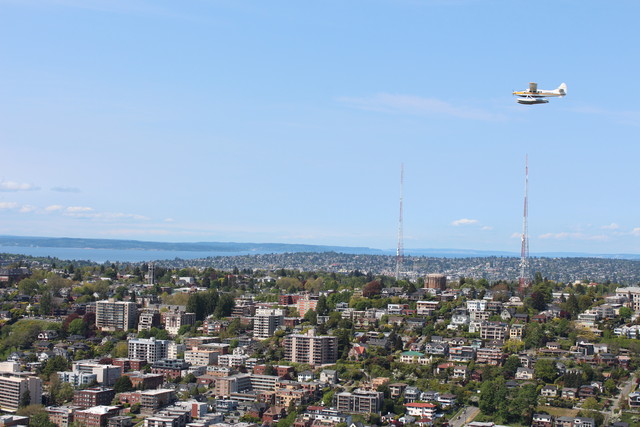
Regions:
[[1, 257, 640, 427]]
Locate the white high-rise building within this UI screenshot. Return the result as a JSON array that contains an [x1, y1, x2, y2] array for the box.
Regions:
[[96, 300, 138, 331], [0, 364, 42, 412], [127, 338, 169, 363], [253, 308, 284, 339]]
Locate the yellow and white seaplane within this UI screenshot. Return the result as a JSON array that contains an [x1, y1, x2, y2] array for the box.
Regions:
[[513, 82, 567, 105]]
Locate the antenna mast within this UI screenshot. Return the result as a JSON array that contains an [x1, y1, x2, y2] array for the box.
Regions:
[[519, 155, 530, 291], [395, 163, 404, 280]]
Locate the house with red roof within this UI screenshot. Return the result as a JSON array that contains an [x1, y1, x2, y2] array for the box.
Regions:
[[348, 344, 367, 361], [405, 402, 437, 419]]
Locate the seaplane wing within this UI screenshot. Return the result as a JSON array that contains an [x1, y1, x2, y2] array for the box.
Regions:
[[513, 82, 567, 105]]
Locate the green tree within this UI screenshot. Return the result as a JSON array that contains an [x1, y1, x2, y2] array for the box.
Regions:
[[240, 414, 262, 423], [534, 359, 558, 383], [114, 375, 134, 393], [18, 278, 40, 296], [29, 412, 56, 427], [39, 291, 53, 316], [503, 339, 525, 354], [214, 294, 235, 318], [502, 355, 521, 378], [604, 378, 617, 395], [316, 295, 328, 316], [510, 383, 538, 424], [524, 323, 546, 348], [20, 390, 31, 408], [112, 341, 128, 358], [41, 356, 70, 379], [303, 309, 318, 325], [564, 294, 580, 318], [582, 397, 602, 410], [529, 291, 547, 311], [68, 318, 87, 337], [619, 306, 632, 319]]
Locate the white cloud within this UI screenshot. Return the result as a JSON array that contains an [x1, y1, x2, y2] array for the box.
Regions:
[[481, 226, 493, 231], [19, 205, 36, 213], [45, 205, 64, 212], [164, 218, 175, 222], [64, 210, 149, 221], [339, 93, 507, 121], [511, 232, 521, 239], [0, 202, 18, 210], [631, 228, 640, 237], [0, 181, 39, 192], [601, 223, 619, 230], [452, 218, 479, 226], [0, 202, 36, 213], [66, 206, 94, 213]]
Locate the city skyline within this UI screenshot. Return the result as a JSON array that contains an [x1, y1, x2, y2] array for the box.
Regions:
[[2, 1, 640, 254]]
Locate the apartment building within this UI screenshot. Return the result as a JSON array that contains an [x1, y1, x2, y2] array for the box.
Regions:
[[506, 323, 524, 341], [416, 300, 439, 316], [151, 359, 189, 380], [335, 389, 383, 414], [184, 349, 218, 366], [127, 338, 169, 363], [96, 300, 138, 331], [162, 309, 196, 336], [297, 296, 319, 316], [475, 348, 505, 365], [125, 372, 164, 390], [250, 374, 280, 392], [231, 299, 256, 318], [46, 406, 78, 427], [253, 308, 284, 339], [479, 321, 510, 341], [616, 286, 640, 311], [217, 353, 249, 368], [466, 300, 487, 312], [167, 342, 186, 360], [74, 405, 120, 427], [137, 310, 161, 332], [214, 374, 252, 397], [58, 371, 97, 387], [284, 329, 338, 366], [0, 372, 42, 412], [72, 361, 121, 386], [73, 387, 116, 409], [139, 389, 177, 414]]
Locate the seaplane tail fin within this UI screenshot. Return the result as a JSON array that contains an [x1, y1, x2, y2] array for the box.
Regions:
[[558, 83, 567, 95]]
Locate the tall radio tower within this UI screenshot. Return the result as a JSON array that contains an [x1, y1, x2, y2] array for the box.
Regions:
[[395, 163, 404, 280], [518, 155, 531, 291]]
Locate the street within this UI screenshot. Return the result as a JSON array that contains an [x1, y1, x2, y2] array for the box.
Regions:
[[450, 406, 480, 427]]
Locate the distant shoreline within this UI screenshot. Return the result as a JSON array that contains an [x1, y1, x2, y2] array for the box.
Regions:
[[1, 234, 639, 261]]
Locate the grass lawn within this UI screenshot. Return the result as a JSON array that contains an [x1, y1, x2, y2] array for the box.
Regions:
[[620, 411, 640, 427], [536, 406, 579, 418]]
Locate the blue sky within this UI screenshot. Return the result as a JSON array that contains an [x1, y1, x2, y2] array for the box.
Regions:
[[1, 0, 640, 254]]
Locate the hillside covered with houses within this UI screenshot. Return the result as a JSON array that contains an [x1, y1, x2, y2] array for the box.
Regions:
[[0, 256, 640, 427]]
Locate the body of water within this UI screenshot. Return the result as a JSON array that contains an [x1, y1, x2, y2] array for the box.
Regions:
[[0, 245, 260, 263]]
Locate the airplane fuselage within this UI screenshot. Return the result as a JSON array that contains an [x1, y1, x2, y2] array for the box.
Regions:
[[512, 82, 567, 105], [512, 90, 565, 98]]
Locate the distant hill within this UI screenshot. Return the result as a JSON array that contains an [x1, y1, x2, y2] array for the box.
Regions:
[[1, 235, 639, 260], [0, 235, 384, 255]]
